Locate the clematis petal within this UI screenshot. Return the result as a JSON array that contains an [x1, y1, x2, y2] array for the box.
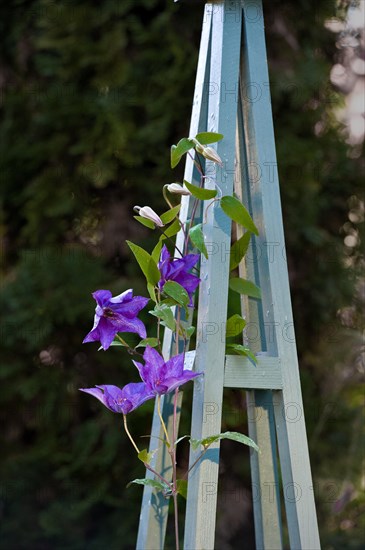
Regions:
[[158, 246, 170, 281], [157, 247, 200, 303], [181, 253, 200, 271], [174, 273, 200, 294], [80, 383, 154, 415], [83, 288, 149, 349], [143, 346, 165, 371], [139, 346, 165, 388], [79, 386, 109, 407], [164, 370, 202, 394], [164, 353, 185, 378], [132, 360, 149, 385], [116, 382, 155, 413], [108, 316, 147, 339], [159, 245, 171, 264], [109, 289, 134, 304], [92, 289, 112, 307], [97, 317, 118, 350], [111, 295, 150, 319]]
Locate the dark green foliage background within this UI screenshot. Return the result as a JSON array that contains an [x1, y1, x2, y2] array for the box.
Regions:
[[0, 1, 363, 548]]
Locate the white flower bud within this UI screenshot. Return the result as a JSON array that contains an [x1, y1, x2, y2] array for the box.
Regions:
[[166, 183, 191, 196], [134, 206, 164, 227], [202, 146, 223, 166], [195, 143, 223, 166]]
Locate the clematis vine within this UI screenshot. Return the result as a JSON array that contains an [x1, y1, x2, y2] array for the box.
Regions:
[[79, 132, 259, 550], [83, 289, 149, 351], [158, 245, 200, 305]]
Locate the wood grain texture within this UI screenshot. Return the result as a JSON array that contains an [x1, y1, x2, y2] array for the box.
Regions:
[[224, 355, 282, 389], [240, 1, 321, 547], [138, 1, 320, 548], [183, 3, 243, 549], [135, 8, 212, 550]]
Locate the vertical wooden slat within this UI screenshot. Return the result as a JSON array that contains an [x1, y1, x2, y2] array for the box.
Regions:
[[136, 6, 213, 550], [137, 1, 320, 548], [183, 3, 243, 549], [236, 81, 283, 549], [239, 1, 321, 548]]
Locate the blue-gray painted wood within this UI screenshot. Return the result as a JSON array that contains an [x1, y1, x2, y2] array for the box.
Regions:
[[224, 354, 282, 389], [183, 3, 243, 549], [239, 1, 321, 547], [236, 37, 283, 549], [136, 8, 213, 550], [137, 1, 320, 548]]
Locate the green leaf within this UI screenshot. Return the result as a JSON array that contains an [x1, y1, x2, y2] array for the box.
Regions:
[[137, 448, 158, 465], [229, 232, 251, 271], [149, 304, 176, 332], [221, 196, 259, 235], [98, 340, 124, 351], [178, 320, 195, 339], [171, 138, 195, 168], [163, 281, 190, 308], [136, 338, 159, 349], [226, 344, 257, 365], [226, 314, 246, 338], [134, 215, 156, 230], [183, 180, 217, 200], [195, 132, 224, 145], [126, 241, 160, 286], [176, 479, 188, 499], [147, 282, 157, 303], [147, 258, 160, 286], [160, 204, 181, 225], [159, 219, 181, 241], [127, 478, 169, 491], [229, 277, 261, 299], [190, 431, 259, 453], [189, 224, 208, 259], [151, 241, 163, 263]]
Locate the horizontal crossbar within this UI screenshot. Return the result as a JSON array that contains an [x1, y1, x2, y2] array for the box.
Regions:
[[184, 351, 283, 390]]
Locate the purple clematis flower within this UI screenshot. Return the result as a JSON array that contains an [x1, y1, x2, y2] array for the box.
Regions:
[[83, 289, 149, 350], [80, 383, 155, 414], [133, 346, 202, 395], [158, 245, 200, 305], [80, 347, 202, 414]]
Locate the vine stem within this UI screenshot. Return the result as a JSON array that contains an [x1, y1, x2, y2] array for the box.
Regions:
[[173, 491, 179, 550], [144, 462, 173, 493], [115, 334, 131, 349], [183, 446, 210, 479], [172, 387, 180, 550], [115, 334, 143, 356], [157, 226, 184, 258], [170, 305, 183, 549], [157, 395, 170, 446], [184, 155, 205, 255], [187, 151, 203, 176], [123, 414, 140, 454], [124, 416, 174, 493]]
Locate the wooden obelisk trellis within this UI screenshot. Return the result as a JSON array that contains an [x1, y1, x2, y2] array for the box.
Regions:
[[136, 1, 321, 549]]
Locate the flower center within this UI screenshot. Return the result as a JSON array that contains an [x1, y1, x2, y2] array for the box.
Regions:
[[103, 307, 117, 319]]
